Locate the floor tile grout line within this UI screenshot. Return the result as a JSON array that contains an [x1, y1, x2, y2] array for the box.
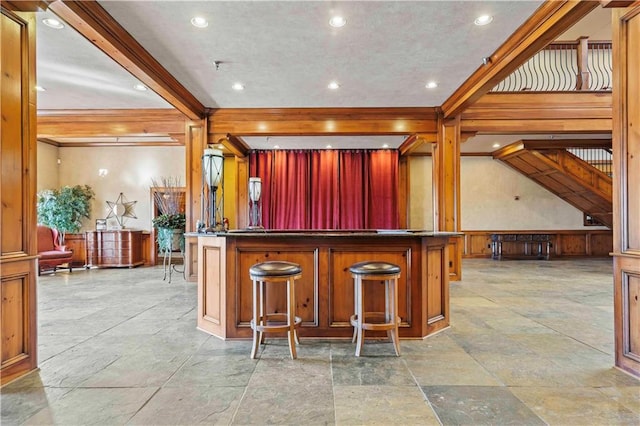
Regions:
[[402, 356, 444, 426]]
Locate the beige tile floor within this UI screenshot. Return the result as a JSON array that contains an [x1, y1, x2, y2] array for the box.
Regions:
[[1, 258, 639, 425]]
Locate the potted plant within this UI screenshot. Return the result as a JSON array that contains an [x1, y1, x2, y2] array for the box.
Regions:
[[151, 177, 186, 252], [37, 185, 95, 246]]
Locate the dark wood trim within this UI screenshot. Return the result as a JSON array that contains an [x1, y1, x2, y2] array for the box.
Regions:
[[601, 1, 639, 8], [1, 0, 50, 12], [442, 1, 600, 118], [520, 139, 612, 149], [47, 1, 205, 120]]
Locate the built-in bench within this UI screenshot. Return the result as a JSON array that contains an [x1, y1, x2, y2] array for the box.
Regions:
[[490, 233, 553, 260]]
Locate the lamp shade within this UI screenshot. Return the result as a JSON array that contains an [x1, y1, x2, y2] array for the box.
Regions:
[[203, 148, 223, 187], [249, 177, 262, 202]]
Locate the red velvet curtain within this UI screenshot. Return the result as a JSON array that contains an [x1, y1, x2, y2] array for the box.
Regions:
[[271, 150, 309, 229], [367, 150, 399, 229], [338, 150, 367, 229], [249, 149, 398, 230], [310, 150, 339, 229]]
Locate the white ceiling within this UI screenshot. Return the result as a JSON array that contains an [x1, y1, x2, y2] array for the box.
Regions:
[[35, 1, 611, 151]]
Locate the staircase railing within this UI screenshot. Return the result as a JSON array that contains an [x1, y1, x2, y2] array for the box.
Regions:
[[566, 147, 613, 177], [492, 38, 612, 92]]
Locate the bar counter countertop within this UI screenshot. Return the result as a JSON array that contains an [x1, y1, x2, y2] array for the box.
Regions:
[[190, 230, 457, 340]]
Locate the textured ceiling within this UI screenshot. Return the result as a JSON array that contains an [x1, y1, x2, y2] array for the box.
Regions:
[[35, 1, 610, 151]]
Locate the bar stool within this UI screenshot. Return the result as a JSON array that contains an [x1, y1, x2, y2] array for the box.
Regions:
[[249, 261, 302, 359], [349, 261, 401, 357]]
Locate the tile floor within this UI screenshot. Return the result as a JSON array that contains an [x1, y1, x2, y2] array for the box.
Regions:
[[1, 258, 639, 425]]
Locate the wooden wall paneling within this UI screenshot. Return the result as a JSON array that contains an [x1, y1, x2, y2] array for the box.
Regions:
[[557, 233, 586, 256], [0, 6, 38, 385], [328, 248, 411, 332], [426, 240, 449, 335], [232, 245, 319, 338], [461, 230, 613, 258], [184, 235, 198, 282], [590, 232, 614, 255], [612, 4, 640, 378], [197, 236, 226, 338]]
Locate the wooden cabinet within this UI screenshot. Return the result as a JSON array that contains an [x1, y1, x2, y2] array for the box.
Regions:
[[65, 233, 86, 267], [85, 230, 144, 268]]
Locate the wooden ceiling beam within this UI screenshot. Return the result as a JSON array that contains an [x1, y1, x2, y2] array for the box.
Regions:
[[224, 134, 250, 158], [37, 109, 186, 138], [209, 107, 439, 135], [441, 1, 599, 119], [48, 0, 205, 120]]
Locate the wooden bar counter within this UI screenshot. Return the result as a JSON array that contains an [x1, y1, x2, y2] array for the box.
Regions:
[[194, 230, 454, 340]]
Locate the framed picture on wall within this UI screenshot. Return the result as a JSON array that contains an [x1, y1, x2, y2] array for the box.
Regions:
[[95, 219, 107, 231]]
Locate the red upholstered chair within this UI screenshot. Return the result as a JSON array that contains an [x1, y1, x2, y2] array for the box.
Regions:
[[37, 225, 73, 275]]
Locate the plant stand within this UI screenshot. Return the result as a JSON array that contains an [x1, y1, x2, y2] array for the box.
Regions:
[[158, 228, 185, 283]]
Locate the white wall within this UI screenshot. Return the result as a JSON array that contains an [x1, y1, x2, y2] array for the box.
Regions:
[[408, 156, 433, 229], [37, 142, 60, 192], [409, 155, 606, 231], [49, 146, 185, 232]]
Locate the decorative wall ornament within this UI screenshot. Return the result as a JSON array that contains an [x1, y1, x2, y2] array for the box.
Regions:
[[106, 192, 137, 228]]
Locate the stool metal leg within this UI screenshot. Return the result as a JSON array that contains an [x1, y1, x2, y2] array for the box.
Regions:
[[390, 277, 400, 356], [287, 277, 297, 359], [352, 277, 358, 343], [355, 276, 365, 357], [259, 280, 266, 344], [251, 279, 260, 359]]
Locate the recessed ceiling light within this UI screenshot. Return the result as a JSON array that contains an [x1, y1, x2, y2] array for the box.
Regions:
[[328, 81, 340, 90], [232, 83, 245, 91], [42, 18, 64, 29], [492, 143, 501, 148], [35, 85, 46, 92], [425, 81, 438, 89], [191, 16, 208, 28], [382, 144, 389, 149], [274, 145, 280, 149], [329, 16, 347, 28], [133, 83, 147, 91], [326, 144, 332, 149], [474, 15, 493, 26]]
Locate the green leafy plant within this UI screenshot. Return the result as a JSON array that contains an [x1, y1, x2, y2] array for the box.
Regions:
[[151, 213, 186, 229], [37, 185, 95, 245], [151, 177, 186, 252]]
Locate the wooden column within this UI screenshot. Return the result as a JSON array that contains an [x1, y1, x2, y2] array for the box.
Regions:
[[0, 5, 38, 385], [185, 118, 208, 232], [433, 115, 462, 281], [611, 4, 640, 378]]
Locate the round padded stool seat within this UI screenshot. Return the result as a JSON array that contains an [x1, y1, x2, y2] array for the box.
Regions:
[[249, 261, 302, 359], [250, 261, 302, 277], [350, 261, 401, 357], [349, 261, 401, 276]]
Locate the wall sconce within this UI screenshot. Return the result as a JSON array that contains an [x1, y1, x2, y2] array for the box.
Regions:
[[248, 177, 263, 229], [201, 148, 224, 232]]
